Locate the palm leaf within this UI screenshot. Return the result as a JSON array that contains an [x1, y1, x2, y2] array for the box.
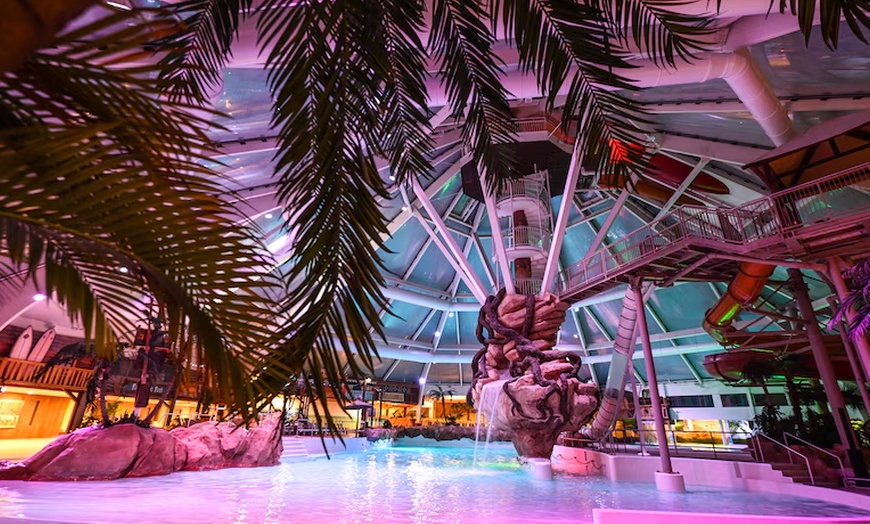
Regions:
[[430, 0, 518, 191], [0, 9, 287, 417], [495, 0, 655, 186], [256, 0, 437, 428], [590, 0, 715, 67], [766, 0, 869, 48], [154, 0, 253, 103]]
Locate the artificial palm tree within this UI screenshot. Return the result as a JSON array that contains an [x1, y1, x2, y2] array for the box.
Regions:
[[832, 257, 870, 341], [428, 384, 457, 422], [774, 352, 807, 436], [1, 0, 868, 425], [0, 9, 288, 420]]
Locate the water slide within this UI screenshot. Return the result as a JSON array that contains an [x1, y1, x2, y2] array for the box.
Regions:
[[703, 262, 776, 344], [579, 288, 640, 440], [701, 262, 855, 382]]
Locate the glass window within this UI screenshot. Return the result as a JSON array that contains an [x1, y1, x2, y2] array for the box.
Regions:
[[668, 395, 714, 408], [753, 393, 788, 406], [721, 393, 749, 407]]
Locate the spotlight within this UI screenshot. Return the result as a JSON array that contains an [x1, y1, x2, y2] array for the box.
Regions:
[[32, 293, 46, 302], [418, 377, 426, 386]]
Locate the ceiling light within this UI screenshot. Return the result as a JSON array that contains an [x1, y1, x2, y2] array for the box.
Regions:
[[265, 213, 273, 219], [418, 377, 426, 385], [389, 175, 395, 181], [106, 1, 132, 10], [119, 266, 129, 274], [32, 293, 46, 302], [434, 331, 441, 337], [447, 312, 454, 317]]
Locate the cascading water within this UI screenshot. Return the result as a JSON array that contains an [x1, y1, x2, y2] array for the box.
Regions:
[[473, 379, 508, 467]]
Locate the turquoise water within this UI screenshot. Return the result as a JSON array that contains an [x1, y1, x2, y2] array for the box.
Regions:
[[0, 445, 868, 523]]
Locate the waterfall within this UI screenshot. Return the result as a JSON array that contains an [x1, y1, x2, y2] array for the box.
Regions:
[[473, 379, 508, 467]]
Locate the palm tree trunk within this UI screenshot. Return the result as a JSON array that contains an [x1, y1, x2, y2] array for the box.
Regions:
[[96, 361, 110, 425], [784, 375, 806, 435]]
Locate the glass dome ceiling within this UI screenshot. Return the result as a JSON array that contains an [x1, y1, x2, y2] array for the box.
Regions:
[[9, 5, 870, 396], [181, 17, 870, 392]]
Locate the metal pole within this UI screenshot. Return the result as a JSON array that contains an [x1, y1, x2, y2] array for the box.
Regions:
[[629, 359, 648, 455], [632, 280, 674, 474], [788, 268, 852, 448]]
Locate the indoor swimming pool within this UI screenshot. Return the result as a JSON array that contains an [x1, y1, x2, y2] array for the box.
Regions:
[[0, 445, 868, 523]]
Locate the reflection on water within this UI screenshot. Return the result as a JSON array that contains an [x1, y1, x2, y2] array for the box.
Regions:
[[0, 445, 868, 523]]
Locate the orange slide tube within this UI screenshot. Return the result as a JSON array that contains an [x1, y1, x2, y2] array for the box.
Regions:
[[703, 262, 776, 344]]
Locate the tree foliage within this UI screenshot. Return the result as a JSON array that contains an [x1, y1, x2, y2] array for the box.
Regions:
[[1, 0, 868, 426]]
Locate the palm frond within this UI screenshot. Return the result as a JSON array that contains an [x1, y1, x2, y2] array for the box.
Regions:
[[257, 0, 436, 426], [496, 0, 653, 186], [768, 0, 870, 48], [589, 0, 714, 67], [0, 10, 287, 417], [430, 0, 518, 191], [155, 0, 253, 103]]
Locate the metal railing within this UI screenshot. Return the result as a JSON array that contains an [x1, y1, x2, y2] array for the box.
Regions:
[[496, 173, 550, 204], [0, 357, 92, 391], [503, 225, 551, 251], [558, 161, 870, 296], [514, 115, 574, 145], [514, 278, 543, 296], [755, 432, 816, 486], [783, 431, 846, 483], [559, 428, 755, 462]]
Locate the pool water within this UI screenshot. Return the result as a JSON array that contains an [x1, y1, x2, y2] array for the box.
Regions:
[[0, 445, 867, 523]]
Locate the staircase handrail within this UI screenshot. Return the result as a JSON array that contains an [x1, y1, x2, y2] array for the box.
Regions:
[[755, 432, 815, 486], [558, 160, 870, 296], [783, 431, 846, 482]]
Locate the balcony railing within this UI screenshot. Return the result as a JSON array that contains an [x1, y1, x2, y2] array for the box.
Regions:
[[495, 172, 550, 204], [557, 162, 870, 296], [504, 225, 551, 252], [0, 357, 92, 391]]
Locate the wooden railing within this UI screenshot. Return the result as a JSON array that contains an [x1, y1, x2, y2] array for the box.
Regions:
[[0, 357, 92, 391]]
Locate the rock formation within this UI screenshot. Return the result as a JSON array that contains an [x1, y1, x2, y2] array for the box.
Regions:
[[366, 424, 512, 443], [469, 290, 599, 459], [0, 417, 283, 481]]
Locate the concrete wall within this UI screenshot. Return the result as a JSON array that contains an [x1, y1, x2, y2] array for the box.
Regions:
[[593, 509, 870, 524], [552, 446, 870, 514], [299, 436, 372, 456]]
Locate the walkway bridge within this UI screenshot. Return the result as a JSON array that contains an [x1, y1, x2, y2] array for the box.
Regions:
[[557, 162, 870, 303]]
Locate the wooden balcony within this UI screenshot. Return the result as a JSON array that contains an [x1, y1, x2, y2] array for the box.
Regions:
[[0, 357, 92, 391]]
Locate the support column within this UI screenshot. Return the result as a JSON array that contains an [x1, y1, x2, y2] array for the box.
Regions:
[[67, 391, 89, 432], [415, 363, 431, 425], [632, 280, 685, 492], [788, 268, 852, 448]]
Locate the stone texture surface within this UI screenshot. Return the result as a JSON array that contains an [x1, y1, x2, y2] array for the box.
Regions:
[[472, 291, 599, 459], [0, 416, 283, 481], [365, 425, 512, 443]]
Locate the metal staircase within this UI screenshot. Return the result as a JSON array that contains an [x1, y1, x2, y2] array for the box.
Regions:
[[557, 162, 870, 303]]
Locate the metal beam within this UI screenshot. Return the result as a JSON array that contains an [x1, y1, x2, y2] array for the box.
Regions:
[[479, 172, 515, 294], [654, 133, 768, 166], [654, 158, 710, 219], [541, 138, 584, 295], [583, 190, 631, 258], [404, 184, 487, 303]]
